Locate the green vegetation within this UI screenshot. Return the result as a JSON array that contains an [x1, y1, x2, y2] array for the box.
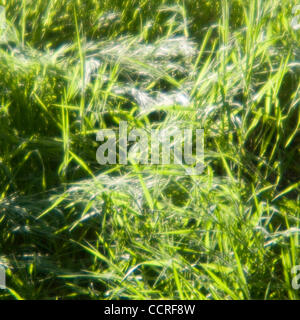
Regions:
[[0, 0, 299, 300]]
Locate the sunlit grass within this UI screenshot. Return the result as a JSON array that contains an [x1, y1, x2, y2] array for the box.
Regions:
[[0, 0, 299, 300]]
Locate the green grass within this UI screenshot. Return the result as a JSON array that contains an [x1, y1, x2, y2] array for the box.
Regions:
[[0, 0, 299, 300]]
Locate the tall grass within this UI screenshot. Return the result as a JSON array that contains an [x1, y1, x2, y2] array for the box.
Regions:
[[0, 0, 299, 299]]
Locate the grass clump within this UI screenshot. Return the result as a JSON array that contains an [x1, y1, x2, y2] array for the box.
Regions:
[[0, 0, 299, 300]]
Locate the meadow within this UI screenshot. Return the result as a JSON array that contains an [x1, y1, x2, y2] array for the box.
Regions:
[[0, 0, 299, 300]]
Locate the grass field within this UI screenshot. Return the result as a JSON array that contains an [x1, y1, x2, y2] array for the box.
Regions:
[[0, 0, 299, 300]]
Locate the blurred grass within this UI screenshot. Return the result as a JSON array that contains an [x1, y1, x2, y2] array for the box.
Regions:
[[0, 0, 299, 300]]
